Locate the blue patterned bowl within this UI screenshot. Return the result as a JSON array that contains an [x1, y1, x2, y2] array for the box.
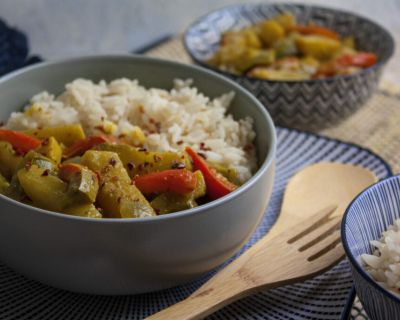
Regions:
[[342, 175, 400, 320], [184, 3, 394, 130]]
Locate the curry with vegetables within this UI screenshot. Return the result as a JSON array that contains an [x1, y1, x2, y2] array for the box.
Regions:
[[208, 12, 377, 80], [0, 125, 240, 218]]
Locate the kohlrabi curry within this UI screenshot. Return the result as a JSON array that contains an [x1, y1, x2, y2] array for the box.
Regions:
[[0, 125, 239, 218]]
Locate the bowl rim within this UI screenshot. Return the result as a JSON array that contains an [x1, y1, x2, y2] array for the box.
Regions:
[[0, 54, 277, 223], [183, 2, 395, 84], [341, 174, 400, 304]]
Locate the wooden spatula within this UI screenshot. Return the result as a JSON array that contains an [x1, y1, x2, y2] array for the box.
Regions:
[[146, 162, 377, 320]]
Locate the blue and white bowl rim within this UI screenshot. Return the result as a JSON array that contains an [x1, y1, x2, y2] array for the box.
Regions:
[[183, 2, 395, 84], [341, 174, 400, 304]]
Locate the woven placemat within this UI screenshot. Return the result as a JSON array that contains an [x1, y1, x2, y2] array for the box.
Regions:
[[142, 36, 400, 319]]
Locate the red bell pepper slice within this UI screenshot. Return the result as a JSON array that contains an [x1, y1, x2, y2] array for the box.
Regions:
[[335, 52, 377, 68], [185, 146, 237, 200], [133, 169, 197, 195], [313, 52, 377, 79], [0, 129, 42, 154], [63, 135, 112, 158], [290, 25, 339, 40]]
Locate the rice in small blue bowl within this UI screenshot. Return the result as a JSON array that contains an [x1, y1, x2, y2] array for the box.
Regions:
[[342, 175, 400, 319]]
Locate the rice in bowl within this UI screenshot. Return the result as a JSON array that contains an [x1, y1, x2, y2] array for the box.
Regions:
[[5, 78, 257, 182], [362, 219, 400, 297]]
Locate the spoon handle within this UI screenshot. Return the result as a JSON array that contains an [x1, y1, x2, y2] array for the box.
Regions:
[[146, 272, 256, 320], [146, 228, 302, 320], [146, 221, 296, 320]]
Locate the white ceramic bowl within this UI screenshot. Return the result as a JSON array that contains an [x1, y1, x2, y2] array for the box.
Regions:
[[0, 55, 276, 294]]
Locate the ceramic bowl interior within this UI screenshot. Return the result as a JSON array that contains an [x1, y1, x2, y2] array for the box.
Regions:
[[342, 175, 400, 318]]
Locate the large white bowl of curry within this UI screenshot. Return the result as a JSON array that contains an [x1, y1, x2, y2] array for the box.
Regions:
[[0, 55, 276, 294]]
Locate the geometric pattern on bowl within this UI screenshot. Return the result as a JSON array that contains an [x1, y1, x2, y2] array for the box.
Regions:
[[184, 4, 394, 130], [0, 127, 392, 319], [343, 175, 400, 320]]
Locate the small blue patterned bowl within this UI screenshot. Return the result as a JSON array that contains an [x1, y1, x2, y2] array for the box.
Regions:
[[342, 175, 400, 320], [184, 3, 394, 130]]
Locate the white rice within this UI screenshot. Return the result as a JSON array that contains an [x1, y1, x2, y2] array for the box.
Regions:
[[5, 78, 257, 182], [362, 219, 400, 296]]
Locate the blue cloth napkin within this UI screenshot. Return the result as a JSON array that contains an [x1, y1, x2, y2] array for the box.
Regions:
[[0, 18, 42, 76]]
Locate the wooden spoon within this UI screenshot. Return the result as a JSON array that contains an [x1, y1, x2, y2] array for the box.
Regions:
[[146, 162, 377, 320], [267, 162, 378, 238]]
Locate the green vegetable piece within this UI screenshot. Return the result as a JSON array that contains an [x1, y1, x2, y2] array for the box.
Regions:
[[207, 162, 239, 185], [296, 35, 341, 60], [36, 136, 62, 163], [242, 28, 262, 48], [95, 143, 192, 177], [0, 141, 23, 179], [5, 174, 26, 201], [64, 204, 102, 218], [150, 170, 205, 215], [66, 167, 99, 203], [16, 150, 57, 173], [24, 124, 86, 147], [259, 20, 285, 47], [192, 170, 206, 199], [81, 150, 155, 218], [342, 36, 355, 49], [17, 165, 71, 212], [151, 193, 197, 215], [274, 33, 299, 58], [0, 173, 10, 194], [216, 43, 247, 69], [274, 12, 296, 31], [233, 48, 276, 72]]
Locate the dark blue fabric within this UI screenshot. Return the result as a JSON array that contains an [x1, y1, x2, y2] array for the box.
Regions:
[[0, 18, 42, 76]]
